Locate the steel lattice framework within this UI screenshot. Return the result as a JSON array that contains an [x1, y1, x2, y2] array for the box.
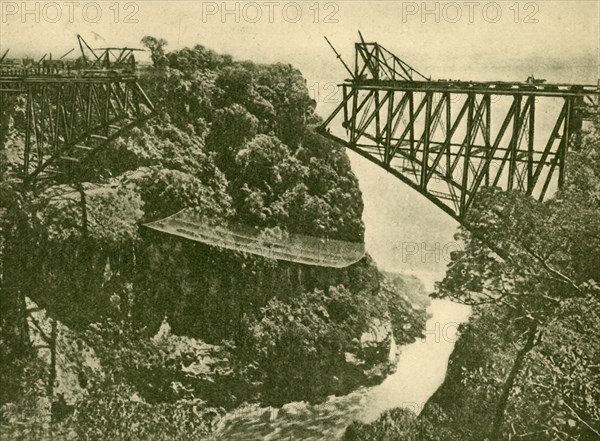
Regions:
[[319, 36, 600, 223], [0, 36, 154, 186]]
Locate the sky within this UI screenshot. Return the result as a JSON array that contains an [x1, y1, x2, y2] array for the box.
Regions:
[[2, 0, 599, 289]]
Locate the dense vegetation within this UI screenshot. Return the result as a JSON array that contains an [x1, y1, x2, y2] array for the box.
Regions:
[[0, 38, 427, 439], [343, 116, 600, 440]]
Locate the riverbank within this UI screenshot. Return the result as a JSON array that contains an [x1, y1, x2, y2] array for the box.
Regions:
[[212, 299, 471, 440]]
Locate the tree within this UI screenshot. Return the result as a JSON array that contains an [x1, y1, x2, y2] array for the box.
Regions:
[[127, 167, 231, 222], [0, 182, 33, 404], [141, 36, 168, 68], [206, 104, 258, 171], [431, 115, 600, 440]]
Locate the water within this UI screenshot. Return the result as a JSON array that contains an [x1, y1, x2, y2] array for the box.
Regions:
[[213, 299, 471, 440]]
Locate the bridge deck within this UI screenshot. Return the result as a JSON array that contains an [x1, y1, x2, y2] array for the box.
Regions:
[[348, 79, 600, 98]]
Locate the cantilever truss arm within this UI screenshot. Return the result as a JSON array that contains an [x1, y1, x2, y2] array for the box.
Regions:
[[1, 76, 154, 186], [319, 40, 600, 226]]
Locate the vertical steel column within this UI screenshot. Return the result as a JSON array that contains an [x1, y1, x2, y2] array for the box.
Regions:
[[445, 92, 452, 178], [104, 84, 111, 135], [508, 95, 522, 191], [68, 84, 78, 141], [558, 97, 572, 188], [384, 91, 394, 165], [374, 91, 381, 141], [421, 92, 433, 188], [484, 94, 491, 187], [354, 44, 359, 78], [342, 85, 349, 127], [408, 91, 415, 156], [445, 92, 451, 133], [350, 87, 359, 146], [86, 86, 93, 126], [0, 91, 6, 178], [38, 86, 46, 164], [24, 86, 33, 180], [527, 95, 535, 193], [54, 87, 62, 159], [460, 93, 475, 213]]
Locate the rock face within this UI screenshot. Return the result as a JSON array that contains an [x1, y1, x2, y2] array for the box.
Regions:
[[26, 298, 99, 407], [136, 246, 381, 340]]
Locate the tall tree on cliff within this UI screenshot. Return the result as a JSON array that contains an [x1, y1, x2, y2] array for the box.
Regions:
[[141, 36, 168, 68], [434, 114, 600, 440]]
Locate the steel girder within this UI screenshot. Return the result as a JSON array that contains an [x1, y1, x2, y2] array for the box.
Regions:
[[319, 39, 600, 223], [0, 75, 153, 185], [0, 35, 153, 186]]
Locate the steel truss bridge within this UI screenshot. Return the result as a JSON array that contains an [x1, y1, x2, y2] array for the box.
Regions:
[[0, 35, 154, 186], [319, 35, 600, 224]]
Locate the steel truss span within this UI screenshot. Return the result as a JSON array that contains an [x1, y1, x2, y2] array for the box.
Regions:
[[0, 35, 154, 186], [319, 35, 600, 223]]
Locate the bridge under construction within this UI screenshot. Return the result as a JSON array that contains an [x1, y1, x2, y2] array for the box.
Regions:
[[2, 34, 599, 266], [319, 33, 600, 224], [0, 35, 154, 186]]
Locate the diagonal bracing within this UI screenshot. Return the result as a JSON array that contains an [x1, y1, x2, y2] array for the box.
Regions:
[[0, 35, 154, 186], [319, 36, 600, 223]]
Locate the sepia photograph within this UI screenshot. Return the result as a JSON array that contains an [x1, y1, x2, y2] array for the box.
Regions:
[[0, 1, 599, 439]]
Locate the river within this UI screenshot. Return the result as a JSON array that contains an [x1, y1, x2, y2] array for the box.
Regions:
[[213, 299, 471, 440]]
